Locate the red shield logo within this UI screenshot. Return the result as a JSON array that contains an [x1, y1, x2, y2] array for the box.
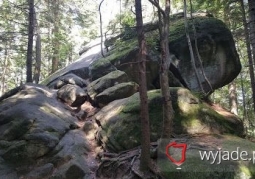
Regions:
[[165, 141, 187, 166]]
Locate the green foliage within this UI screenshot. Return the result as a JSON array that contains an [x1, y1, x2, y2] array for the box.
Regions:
[[0, 0, 98, 94], [107, 11, 136, 35]]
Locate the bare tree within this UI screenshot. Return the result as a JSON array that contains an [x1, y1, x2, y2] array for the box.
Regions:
[[135, 0, 151, 171], [240, 0, 255, 114], [33, 8, 41, 84], [99, 0, 105, 57], [51, 0, 60, 73], [221, 3, 239, 116], [228, 83, 238, 115], [1, 43, 9, 95], [189, 0, 212, 94], [248, 0, 255, 66], [148, 0, 174, 138], [183, 0, 204, 94], [26, 0, 35, 82]]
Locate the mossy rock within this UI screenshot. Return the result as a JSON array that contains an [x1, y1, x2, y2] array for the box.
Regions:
[[89, 58, 117, 81], [95, 82, 139, 107], [87, 70, 129, 100], [43, 16, 241, 96], [89, 39, 161, 89], [89, 17, 240, 95], [158, 134, 255, 179], [168, 17, 241, 94], [95, 87, 243, 152], [0, 84, 78, 167]]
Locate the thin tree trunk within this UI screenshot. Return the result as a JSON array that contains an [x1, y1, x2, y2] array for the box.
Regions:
[[183, 0, 204, 94], [228, 82, 238, 115], [223, 4, 238, 116], [148, 0, 174, 138], [1, 43, 8, 95], [33, 8, 41, 84], [240, 0, 255, 114], [240, 71, 247, 120], [189, 0, 212, 94], [69, 45, 73, 64], [51, 0, 60, 73], [26, 0, 34, 82], [248, 0, 255, 66], [160, 0, 174, 138], [135, 0, 151, 171], [99, 0, 105, 57], [34, 34, 41, 83]]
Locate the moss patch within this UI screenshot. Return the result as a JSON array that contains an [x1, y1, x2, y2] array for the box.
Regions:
[[97, 88, 243, 152], [158, 135, 255, 179]]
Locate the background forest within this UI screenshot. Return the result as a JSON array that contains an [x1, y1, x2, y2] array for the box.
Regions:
[[0, 0, 255, 136]]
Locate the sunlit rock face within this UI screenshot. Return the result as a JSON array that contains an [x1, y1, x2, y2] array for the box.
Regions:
[[0, 84, 93, 179]]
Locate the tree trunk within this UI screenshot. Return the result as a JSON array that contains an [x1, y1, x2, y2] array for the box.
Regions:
[[1, 43, 8, 96], [33, 34, 41, 83], [248, 0, 255, 66], [183, 0, 204, 94], [69, 45, 73, 64], [135, 0, 151, 171], [26, 0, 34, 82], [240, 0, 255, 114], [240, 72, 247, 121], [160, 0, 174, 138], [189, 0, 212, 93], [33, 9, 41, 84], [51, 0, 60, 73], [148, 0, 174, 138], [222, 3, 239, 116], [99, 0, 105, 57], [228, 82, 238, 115]]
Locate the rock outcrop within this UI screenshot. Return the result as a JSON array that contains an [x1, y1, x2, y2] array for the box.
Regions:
[[0, 84, 95, 179], [168, 17, 241, 94], [43, 16, 241, 96], [95, 88, 243, 152], [0, 15, 248, 179]]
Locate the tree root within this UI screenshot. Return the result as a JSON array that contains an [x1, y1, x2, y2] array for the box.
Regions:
[[96, 144, 167, 179]]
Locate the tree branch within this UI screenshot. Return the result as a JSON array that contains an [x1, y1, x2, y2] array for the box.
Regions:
[[148, 0, 165, 17]]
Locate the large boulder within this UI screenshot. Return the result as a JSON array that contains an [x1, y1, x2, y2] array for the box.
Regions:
[[43, 16, 241, 96], [90, 17, 241, 95], [0, 84, 95, 178], [95, 88, 243, 152], [168, 17, 241, 94]]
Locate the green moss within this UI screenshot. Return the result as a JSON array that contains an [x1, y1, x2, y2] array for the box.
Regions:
[[104, 39, 137, 64], [169, 17, 228, 43], [90, 58, 112, 69], [158, 134, 255, 179], [100, 88, 243, 152], [239, 165, 251, 177]]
